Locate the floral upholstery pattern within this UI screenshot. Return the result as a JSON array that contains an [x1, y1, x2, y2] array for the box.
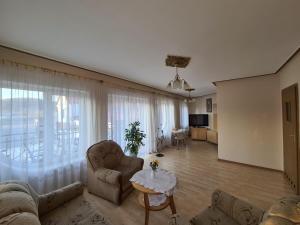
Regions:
[[191, 190, 265, 225], [260, 196, 300, 225], [87, 140, 144, 205]]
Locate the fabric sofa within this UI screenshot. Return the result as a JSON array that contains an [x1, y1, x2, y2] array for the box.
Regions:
[[0, 181, 112, 225], [190, 189, 300, 225], [86, 140, 144, 205], [260, 195, 300, 225], [190, 189, 265, 225]]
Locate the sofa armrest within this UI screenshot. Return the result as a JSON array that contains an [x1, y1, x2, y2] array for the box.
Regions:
[[38, 181, 83, 216], [120, 155, 144, 169], [95, 168, 121, 185]]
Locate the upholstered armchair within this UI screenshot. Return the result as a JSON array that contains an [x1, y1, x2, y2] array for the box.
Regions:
[[86, 140, 144, 205]]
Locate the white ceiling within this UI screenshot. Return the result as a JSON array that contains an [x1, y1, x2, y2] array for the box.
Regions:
[[0, 0, 299, 96]]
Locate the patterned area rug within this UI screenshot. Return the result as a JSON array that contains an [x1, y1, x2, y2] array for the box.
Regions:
[[40, 196, 112, 225]]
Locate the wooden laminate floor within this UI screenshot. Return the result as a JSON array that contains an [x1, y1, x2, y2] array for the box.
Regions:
[[84, 140, 293, 225]]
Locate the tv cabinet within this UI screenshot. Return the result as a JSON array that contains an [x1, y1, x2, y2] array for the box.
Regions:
[[191, 127, 207, 141], [207, 130, 218, 144]]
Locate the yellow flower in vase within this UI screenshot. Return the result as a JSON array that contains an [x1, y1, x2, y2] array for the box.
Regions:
[[150, 159, 159, 171]]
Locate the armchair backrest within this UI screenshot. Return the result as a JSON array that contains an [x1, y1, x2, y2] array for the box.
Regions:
[[87, 140, 124, 170]]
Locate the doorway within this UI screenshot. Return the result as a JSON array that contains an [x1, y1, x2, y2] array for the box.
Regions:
[[282, 84, 299, 193]]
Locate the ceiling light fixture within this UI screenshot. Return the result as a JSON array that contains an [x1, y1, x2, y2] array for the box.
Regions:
[[165, 55, 191, 90], [184, 88, 196, 103]]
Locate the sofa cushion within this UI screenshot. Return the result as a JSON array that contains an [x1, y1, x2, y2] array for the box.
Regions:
[[190, 207, 239, 225], [0, 183, 31, 195], [0, 189, 38, 219], [0, 212, 41, 225], [0, 181, 39, 205]]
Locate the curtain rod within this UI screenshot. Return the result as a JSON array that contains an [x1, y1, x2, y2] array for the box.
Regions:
[[0, 58, 103, 83], [0, 58, 183, 99]]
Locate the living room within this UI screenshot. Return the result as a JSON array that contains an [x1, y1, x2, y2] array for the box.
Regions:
[[0, 1, 300, 225]]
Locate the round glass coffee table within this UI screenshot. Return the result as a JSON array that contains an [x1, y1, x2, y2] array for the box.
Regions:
[[130, 169, 177, 225]]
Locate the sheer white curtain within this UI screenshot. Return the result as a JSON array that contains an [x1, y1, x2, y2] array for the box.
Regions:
[[155, 95, 175, 145], [0, 62, 103, 193], [107, 89, 155, 156], [179, 101, 189, 129]]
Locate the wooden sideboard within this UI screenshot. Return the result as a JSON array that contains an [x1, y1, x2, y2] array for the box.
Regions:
[[190, 127, 207, 141]]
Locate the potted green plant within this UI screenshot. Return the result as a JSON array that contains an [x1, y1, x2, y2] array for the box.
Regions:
[[124, 121, 146, 157]]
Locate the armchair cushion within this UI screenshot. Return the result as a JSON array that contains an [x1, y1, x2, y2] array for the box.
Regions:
[[95, 168, 121, 185]]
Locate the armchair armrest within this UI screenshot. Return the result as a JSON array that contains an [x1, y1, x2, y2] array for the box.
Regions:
[[120, 155, 144, 169], [95, 168, 121, 185], [38, 181, 83, 216]]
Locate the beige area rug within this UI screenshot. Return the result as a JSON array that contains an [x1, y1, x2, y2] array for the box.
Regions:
[[40, 196, 112, 225]]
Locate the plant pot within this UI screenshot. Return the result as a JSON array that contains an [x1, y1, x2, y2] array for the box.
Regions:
[[129, 152, 138, 157]]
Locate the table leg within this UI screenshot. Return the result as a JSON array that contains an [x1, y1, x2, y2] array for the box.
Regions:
[[144, 193, 150, 225], [169, 195, 176, 214]]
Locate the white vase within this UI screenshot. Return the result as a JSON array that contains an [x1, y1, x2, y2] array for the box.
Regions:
[[151, 169, 157, 179]]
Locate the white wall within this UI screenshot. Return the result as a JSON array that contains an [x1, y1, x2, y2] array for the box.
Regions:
[[278, 50, 300, 154], [188, 93, 216, 129], [216, 75, 283, 170]]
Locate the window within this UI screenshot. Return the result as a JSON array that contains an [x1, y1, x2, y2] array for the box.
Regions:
[[107, 91, 154, 156], [0, 87, 85, 166], [179, 101, 189, 129], [0, 62, 103, 193], [155, 96, 175, 143]]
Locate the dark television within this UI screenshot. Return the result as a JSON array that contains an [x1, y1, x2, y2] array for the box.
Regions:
[[189, 114, 209, 127]]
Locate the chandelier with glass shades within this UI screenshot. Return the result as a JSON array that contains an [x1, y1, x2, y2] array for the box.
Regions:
[[184, 88, 196, 103], [166, 55, 191, 90]]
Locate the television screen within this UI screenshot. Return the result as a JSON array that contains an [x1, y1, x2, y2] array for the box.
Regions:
[[189, 114, 209, 127]]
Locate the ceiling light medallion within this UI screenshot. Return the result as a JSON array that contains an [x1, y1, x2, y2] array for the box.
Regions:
[[184, 88, 196, 103], [166, 55, 191, 90]]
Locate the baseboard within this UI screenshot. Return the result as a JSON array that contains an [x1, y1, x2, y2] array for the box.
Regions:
[[217, 158, 283, 173]]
